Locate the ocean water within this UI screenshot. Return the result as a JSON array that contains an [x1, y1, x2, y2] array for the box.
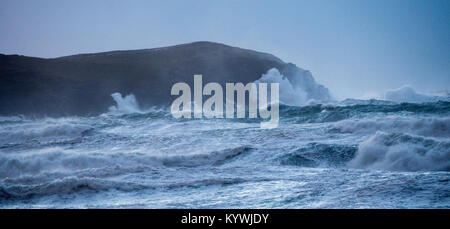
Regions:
[[0, 100, 449, 208]]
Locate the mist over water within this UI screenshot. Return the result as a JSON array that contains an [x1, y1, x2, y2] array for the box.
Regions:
[[0, 0, 448, 210], [109, 93, 145, 114], [0, 69, 449, 208], [255, 68, 308, 106]]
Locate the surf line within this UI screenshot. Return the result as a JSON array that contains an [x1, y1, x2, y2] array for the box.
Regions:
[[170, 74, 279, 129]]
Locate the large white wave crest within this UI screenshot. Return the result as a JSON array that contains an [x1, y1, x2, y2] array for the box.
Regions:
[[348, 131, 450, 172], [108, 92, 144, 114], [254, 68, 308, 106], [384, 85, 449, 103]]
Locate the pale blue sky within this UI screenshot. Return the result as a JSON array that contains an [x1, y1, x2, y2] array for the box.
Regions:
[[0, 0, 449, 99]]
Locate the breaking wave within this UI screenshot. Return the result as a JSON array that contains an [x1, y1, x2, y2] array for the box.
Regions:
[[254, 68, 308, 106], [0, 146, 254, 179], [331, 117, 450, 138], [108, 92, 145, 114], [348, 132, 450, 172], [384, 85, 449, 103], [280, 101, 450, 124], [0, 119, 92, 147], [0, 91, 449, 207]]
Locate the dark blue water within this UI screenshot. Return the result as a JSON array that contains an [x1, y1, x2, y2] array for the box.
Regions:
[[0, 101, 449, 208]]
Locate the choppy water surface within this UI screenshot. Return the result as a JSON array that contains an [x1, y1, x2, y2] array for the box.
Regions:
[[0, 101, 449, 208]]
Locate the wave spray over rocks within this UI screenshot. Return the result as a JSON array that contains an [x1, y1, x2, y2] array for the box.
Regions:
[[0, 42, 449, 208]]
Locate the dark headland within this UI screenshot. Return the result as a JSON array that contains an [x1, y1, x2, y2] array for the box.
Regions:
[[0, 41, 330, 116]]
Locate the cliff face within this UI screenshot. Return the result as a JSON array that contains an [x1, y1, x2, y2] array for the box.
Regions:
[[0, 41, 330, 116]]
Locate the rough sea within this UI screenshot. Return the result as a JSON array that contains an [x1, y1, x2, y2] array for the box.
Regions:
[[1, 95, 449, 208]]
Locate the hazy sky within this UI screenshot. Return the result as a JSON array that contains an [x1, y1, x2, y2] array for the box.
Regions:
[[0, 0, 449, 99]]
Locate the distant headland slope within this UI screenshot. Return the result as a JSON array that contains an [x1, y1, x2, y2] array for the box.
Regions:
[[0, 41, 330, 116]]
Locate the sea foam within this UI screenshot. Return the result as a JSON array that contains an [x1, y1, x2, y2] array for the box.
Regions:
[[108, 92, 144, 114], [348, 131, 450, 172], [384, 85, 449, 103]]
